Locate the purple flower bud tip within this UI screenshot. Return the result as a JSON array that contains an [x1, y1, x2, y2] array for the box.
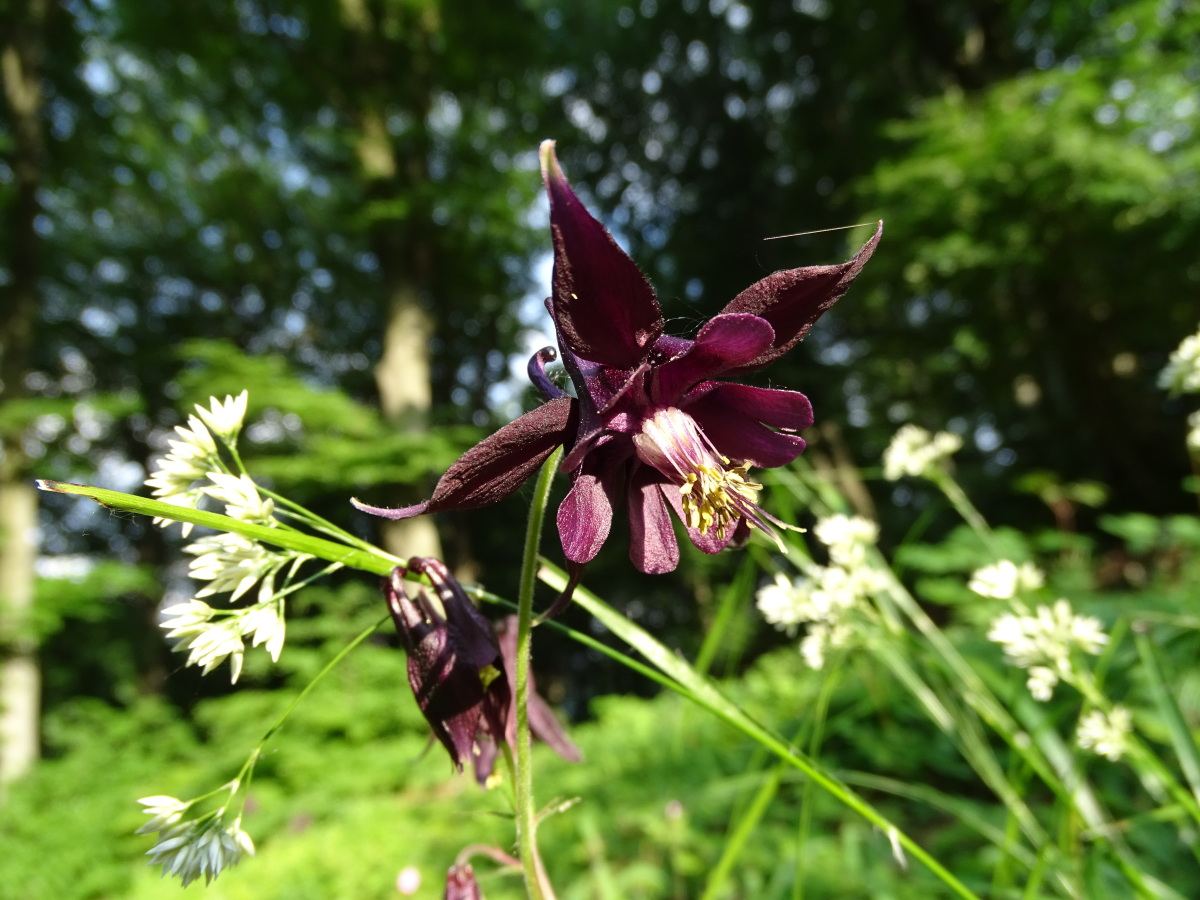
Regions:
[[444, 863, 482, 900]]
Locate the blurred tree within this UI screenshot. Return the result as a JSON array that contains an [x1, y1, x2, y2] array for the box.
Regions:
[[103, 0, 548, 562], [0, 0, 50, 785], [4, 0, 554, 758]]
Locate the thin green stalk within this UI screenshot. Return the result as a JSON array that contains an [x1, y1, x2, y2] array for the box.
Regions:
[[225, 613, 391, 813], [1133, 629, 1200, 808], [514, 447, 564, 900], [794, 655, 842, 900], [538, 561, 984, 900], [929, 470, 1001, 556], [35, 480, 402, 574]]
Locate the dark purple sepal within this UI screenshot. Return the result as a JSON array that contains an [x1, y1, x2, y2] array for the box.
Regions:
[[718, 221, 882, 374], [541, 140, 664, 368], [353, 398, 575, 520], [685, 382, 813, 468]]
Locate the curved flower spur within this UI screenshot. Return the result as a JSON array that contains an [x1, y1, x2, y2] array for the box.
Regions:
[[355, 141, 881, 581]]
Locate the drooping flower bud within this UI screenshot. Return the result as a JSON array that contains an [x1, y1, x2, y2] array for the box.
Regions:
[[444, 863, 483, 900], [385, 559, 510, 772]]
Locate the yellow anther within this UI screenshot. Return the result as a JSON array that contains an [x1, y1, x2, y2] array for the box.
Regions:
[[678, 460, 764, 538]]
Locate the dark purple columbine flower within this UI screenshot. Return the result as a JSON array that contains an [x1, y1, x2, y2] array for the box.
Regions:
[[386, 561, 581, 781], [385, 558, 510, 773], [356, 142, 881, 575]]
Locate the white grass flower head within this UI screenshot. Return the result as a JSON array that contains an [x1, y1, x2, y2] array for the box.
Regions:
[[136, 795, 192, 835], [195, 391, 249, 443], [756, 573, 810, 634], [180, 618, 246, 682], [160, 599, 216, 640], [241, 598, 286, 663], [146, 415, 220, 494], [762, 565, 877, 670], [145, 414, 223, 536], [813, 514, 878, 567], [808, 565, 873, 617], [883, 424, 962, 481], [204, 472, 276, 524], [1159, 328, 1200, 395], [968, 560, 1045, 600], [1025, 666, 1059, 702], [144, 814, 255, 887], [988, 599, 1107, 700], [800, 621, 854, 670], [1187, 410, 1200, 453], [1077, 707, 1134, 761], [187, 533, 291, 602]]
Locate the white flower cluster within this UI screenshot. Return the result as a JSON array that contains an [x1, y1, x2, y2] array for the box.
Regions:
[[159, 534, 305, 683], [145, 391, 307, 681], [161, 596, 286, 683], [1159, 327, 1200, 395], [1188, 410, 1200, 454], [1076, 707, 1133, 761], [882, 424, 963, 481], [757, 515, 885, 669], [145, 392, 254, 536], [968, 560, 1045, 600], [987, 599, 1108, 701], [812, 514, 879, 567], [137, 795, 255, 887]]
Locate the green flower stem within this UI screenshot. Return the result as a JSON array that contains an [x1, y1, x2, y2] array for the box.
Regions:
[[929, 470, 1001, 556], [258, 612, 392, 747], [35, 480, 403, 575], [514, 448, 564, 900], [1073, 667, 1200, 834], [186, 612, 392, 822], [538, 560, 983, 900]]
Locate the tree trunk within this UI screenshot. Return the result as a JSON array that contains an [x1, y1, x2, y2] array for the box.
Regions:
[[342, 4, 443, 563], [0, 481, 38, 790], [0, 0, 49, 788]]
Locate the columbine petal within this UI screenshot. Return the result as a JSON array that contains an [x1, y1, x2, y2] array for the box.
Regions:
[[542, 140, 664, 368], [353, 398, 574, 520], [627, 465, 680, 574], [651, 313, 775, 404], [685, 383, 813, 468], [557, 450, 622, 565], [718, 221, 882, 374]]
